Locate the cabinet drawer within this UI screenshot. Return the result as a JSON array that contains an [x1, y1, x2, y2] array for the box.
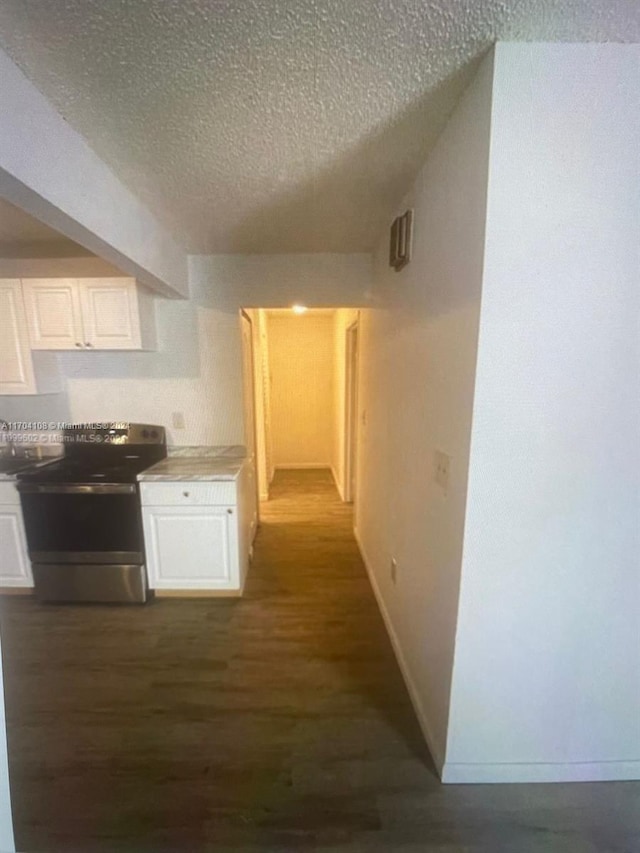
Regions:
[[0, 481, 20, 505], [139, 481, 236, 507]]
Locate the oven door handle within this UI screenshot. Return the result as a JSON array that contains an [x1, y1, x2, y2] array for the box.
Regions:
[[17, 483, 137, 495]]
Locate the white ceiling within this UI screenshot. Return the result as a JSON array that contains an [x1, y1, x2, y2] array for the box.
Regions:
[[0, 197, 89, 258], [0, 1, 638, 254]]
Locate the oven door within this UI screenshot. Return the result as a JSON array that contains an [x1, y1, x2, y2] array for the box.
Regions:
[[17, 483, 143, 565]]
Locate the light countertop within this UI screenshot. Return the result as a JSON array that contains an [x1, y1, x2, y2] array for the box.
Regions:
[[137, 445, 248, 482]]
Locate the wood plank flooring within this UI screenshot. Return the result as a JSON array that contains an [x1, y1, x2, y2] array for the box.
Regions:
[[1, 469, 639, 851]]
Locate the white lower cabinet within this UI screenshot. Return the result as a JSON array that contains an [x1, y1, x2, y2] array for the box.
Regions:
[[141, 467, 254, 595], [142, 505, 236, 591], [0, 482, 32, 588]]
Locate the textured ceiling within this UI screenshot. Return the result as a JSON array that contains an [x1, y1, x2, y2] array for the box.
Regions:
[[0, 197, 89, 257], [0, 1, 638, 253]]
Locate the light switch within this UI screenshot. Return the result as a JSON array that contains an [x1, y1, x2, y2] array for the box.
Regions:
[[172, 411, 186, 430]]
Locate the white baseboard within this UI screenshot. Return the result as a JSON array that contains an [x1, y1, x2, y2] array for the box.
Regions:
[[442, 760, 640, 785], [330, 465, 346, 501], [354, 526, 444, 776], [354, 533, 640, 787]]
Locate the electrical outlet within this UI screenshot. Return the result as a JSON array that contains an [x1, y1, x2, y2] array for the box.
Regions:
[[172, 411, 186, 430], [390, 558, 398, 584], [434, 450, 451, 493]]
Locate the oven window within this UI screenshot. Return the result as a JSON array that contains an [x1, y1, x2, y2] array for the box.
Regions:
[[20, 492, 142, 555]]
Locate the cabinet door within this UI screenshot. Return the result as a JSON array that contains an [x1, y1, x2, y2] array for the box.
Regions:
[[78, 278, 141, 349], [0, 506, 33, 588], [143, 506, 235, 590], [0, 279, 36, 394], [22, 278, 84, 349]]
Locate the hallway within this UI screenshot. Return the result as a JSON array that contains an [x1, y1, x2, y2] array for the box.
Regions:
[[0, 469, 433, 851], [1, 471, 639, 851]]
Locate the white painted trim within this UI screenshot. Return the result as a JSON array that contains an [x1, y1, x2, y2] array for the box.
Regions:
[[356, 523, 640, 787], [0, 633, 14, 853], [442, 761, 640, 785], [274, 463, 331, 470], [343, 320, 359, 503], [330, 466, 346, 501], [354, 526, 445, 775]]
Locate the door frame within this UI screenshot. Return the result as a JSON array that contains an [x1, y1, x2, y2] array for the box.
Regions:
[[240, 310, 260, 520], [344, 320, 359, 504]]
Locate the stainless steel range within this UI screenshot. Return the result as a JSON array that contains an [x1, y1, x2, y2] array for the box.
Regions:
[[16, 423, 166, 603]]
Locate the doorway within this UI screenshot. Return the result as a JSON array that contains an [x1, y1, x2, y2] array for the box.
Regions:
[[241, 308, 360, 504]]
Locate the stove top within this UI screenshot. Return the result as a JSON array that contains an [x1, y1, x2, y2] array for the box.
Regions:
[[17, 457, 153, 484], [17, 423, 167, 485]]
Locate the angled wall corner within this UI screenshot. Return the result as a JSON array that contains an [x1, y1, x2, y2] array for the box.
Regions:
[[0, 633, 15, 853], [354, 48, 496, 772], [445, 42, 640, 783], [0, 48, 188, 299]]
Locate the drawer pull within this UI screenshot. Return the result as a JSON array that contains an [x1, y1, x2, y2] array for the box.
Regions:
[[183, 491, 190, 497], [227, 508, 233, 514]]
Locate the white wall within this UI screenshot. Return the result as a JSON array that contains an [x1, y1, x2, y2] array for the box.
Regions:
[[0, 634, 14, 853], [268, 314, 335, 468], [190, 253, 372, 311], [445, 43, 640, 784], [355, 52, 495, 770], [0, 49, 187, 298], [62, 291, 245, 446]]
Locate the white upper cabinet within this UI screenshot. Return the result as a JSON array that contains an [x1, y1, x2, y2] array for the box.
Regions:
[[0, 279, 60, 395], [79, 278, 143, 350], [0, 279, 34, 392], [22, 278, 84, 349], [23, 277, 156, 351]]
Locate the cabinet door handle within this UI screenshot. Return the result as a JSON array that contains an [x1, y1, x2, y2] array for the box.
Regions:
[[75, 342, 83, 347], [183, 491, 190, 497], [85, 342, 94, 348]]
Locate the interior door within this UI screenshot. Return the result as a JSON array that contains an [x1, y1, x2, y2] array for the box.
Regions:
[[22, 278, 84, 349], [78, 278, 140, 349]]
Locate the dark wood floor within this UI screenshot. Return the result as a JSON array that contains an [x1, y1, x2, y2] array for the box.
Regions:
[[1, 469, 639, 851]]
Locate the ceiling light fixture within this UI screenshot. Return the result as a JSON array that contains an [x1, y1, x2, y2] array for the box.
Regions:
[[291, 305, 308, 315]]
